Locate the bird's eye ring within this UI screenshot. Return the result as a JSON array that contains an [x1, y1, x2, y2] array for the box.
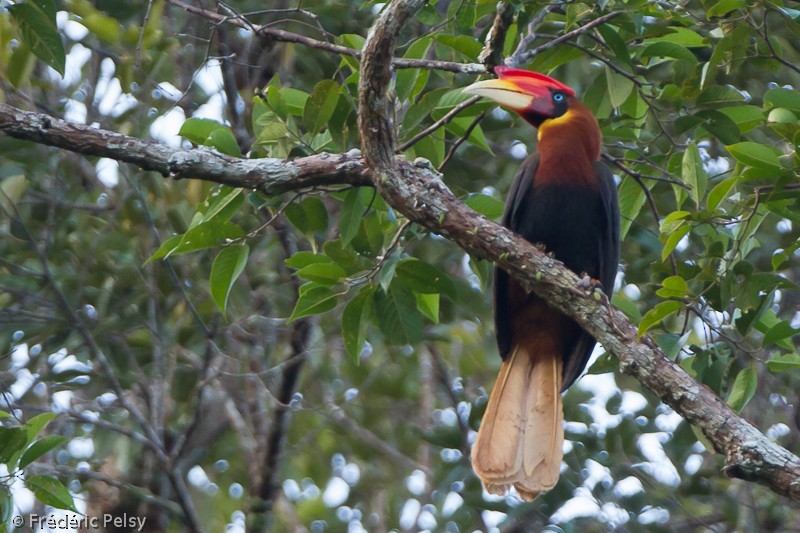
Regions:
[[553, 93, 565, 102]]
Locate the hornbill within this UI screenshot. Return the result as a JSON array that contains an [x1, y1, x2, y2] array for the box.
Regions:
[[463, 67, 620, 500]]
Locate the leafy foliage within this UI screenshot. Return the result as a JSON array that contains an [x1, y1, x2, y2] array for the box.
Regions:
[[1, 0, 800, 531]]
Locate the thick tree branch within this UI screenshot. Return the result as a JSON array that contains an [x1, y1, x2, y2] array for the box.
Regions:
[[0, 104, 369, 194], [357, 0, 800, 504]]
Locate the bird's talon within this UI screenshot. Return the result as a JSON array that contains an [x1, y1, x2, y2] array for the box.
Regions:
[[577, 274, 601, 291]]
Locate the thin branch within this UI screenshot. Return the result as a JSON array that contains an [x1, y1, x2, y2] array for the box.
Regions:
[[439, 111, 486, 171], [507, 5, 553, 66], [397, 95, 481, 153], [508, 11, 622, 67], [328, 406, 430, 474], [165, 0, 485, 73]]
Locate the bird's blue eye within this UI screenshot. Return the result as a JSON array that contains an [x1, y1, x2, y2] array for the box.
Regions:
[[553, 93, 565, 102]]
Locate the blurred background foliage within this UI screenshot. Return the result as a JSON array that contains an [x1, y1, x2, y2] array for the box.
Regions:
[[1, 0, 800, 531]]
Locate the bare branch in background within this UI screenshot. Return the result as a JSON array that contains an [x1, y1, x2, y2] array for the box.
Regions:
[[478, 1, 515, 71]]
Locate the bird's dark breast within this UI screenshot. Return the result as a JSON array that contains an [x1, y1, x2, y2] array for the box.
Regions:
[[496, 177, 612, 388], [509, 182, 607, 281]]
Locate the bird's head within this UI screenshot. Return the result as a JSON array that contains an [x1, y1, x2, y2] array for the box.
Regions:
[[462, 67, 576, 128], [463, 67, 601, 162]]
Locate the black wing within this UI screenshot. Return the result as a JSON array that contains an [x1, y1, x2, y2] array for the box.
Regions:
[[494, 154, 539, 361], [560, 161, 620, 388], [493, 155, 620, 389]]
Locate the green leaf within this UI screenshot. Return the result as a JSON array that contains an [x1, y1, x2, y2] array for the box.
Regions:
[[766, 353, 800, 372], [434, 34, 482, 60], [210, 244, 249, 314], [7, 44, 37, 88], [24, 412, 56, 442], [726, 366, 757, 412], [707, 0, 746, 18], [718, 106, 764, 133], [396, 38, 431, 101], [605, 66, 634, 108], [707, 176, 739, 211], [0, 428, 27, 464], [763, 88, 800, 113], [394, 258, 456, 297], [202, 187, 244, 223], [339, 188, 366, 247], [378, 248, 403, 292], [205, 128, 242, 157], [179, 118, 225, 144], [697, 86, 745, 107], [763, 321, 800, 346], [373, 285, 423, 345], [412, 128, 445, 168], [638, 300, 682, 336], [656, 276, 690, 299], [682, 142, 707, 208], [661, 224, 690, 261], [146, 235, 183, 264], [81, 11, 122, 44], [289, 284, 340, 321], [403, 88, 447, 131], [0, 175, 28, 213], [464, 193, 504, 220], [171, 221, 245, 258], [304, 80, 340, 134], [588, 351, 619, 374], [598, 24, 631, 66], [25, 475, 77, 512], [8, 1, 65, 75], [640, 41, 697, 64], [448, 117, 493, 154], [618, 176, 647, 240], [285, 197, 329, 239], [342, 286, 373, 364], [414, 292, 440, 323], [285, 252, 333, 270], [281, 88, 310, 116], [645, 27, 705, 47], [19, 435, 67, 469], [726, 142, 783, 170], [296, 262, 347, 285]]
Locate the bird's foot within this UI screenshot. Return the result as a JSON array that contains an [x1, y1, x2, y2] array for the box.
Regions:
[[577, 273, 602, 291]]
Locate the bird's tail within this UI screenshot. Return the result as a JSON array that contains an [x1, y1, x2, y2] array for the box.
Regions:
[[471, 342, 564, 501]]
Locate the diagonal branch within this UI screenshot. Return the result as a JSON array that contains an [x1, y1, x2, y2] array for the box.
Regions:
[[357, 0, 800, 504], [166, 0, 485, 74], [507, 10, 622, 67]]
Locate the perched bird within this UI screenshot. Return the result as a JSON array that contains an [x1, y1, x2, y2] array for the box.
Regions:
[[463, 67, 620, 500]]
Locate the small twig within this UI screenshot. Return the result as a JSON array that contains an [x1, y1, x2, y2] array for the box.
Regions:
[[346, 220, 412, 286], [135, 0, 156, 70], [329, 406, 430, 474], [166, 0, 486, 73], [397, 95, 481, 153], [509, 11, 622, 66], [439, 111, 486, 171], [507, 5, 553, 66]]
